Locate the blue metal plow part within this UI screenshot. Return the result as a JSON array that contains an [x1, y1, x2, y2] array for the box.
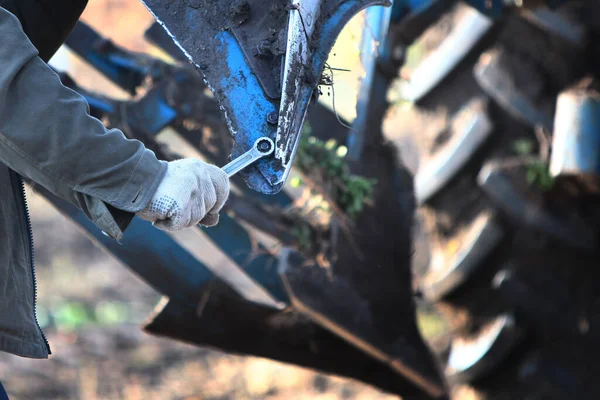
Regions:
[[138, 0, 391, 194]]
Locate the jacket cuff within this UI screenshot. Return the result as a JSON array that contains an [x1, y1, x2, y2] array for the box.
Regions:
[[91, 150, 167, 240], [109, 150, 168, 213]]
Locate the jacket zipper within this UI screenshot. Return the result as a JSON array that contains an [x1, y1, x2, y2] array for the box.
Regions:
[[17, 175, 51, 354]]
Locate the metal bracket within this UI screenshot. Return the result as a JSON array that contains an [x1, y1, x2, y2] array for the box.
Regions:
[[139, 0, 390, 194]]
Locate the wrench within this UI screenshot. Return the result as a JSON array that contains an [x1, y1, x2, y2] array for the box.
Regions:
[[222, 137, 275, 178]]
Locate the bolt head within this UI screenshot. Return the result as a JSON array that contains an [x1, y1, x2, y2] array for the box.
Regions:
[[258, 141, 270, 151], [256, 138, 274, 154], [266, 111, 279, 125]]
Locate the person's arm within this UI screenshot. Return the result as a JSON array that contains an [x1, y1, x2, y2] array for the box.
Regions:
[[0, 7, 228, 238]]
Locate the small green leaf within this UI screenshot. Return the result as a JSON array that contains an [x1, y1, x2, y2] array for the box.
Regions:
[[290, 176, 303, 188], [54, 302, 91, 331], [95, 301, 129, 326], [325, 139, 337, 150], [513, 139, 535, 156]]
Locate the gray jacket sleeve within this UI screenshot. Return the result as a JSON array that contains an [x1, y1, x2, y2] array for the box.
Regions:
[[0, 7, 167, 240]]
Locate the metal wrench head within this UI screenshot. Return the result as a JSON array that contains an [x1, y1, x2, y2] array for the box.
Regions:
[[222, 137, 275, 178], [254, 137, 275, 156]]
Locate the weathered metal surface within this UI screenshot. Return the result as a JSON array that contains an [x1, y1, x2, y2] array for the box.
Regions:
[[445, 314, 522, 383], [278, 248, 448, 398], [144, 20, 351, 144], [550, 83, 600, 184], [474, 48, 555, 131], [201, 30, 283, 191], [401, 8, 493, 102], [139, 0, 389, 194], [138, 0, 281, 193], [346, 4, 392, 160], [229, 0, 287, 100], [422, 211, 504, 301], [274, 0, 391, 183], [415, 98, 493, 204]]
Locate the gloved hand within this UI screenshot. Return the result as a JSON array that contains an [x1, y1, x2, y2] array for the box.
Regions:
[[137, 159, 230, 231]]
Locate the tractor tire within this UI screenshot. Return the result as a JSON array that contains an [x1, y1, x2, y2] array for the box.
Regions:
[[394, 2, 600, 399]]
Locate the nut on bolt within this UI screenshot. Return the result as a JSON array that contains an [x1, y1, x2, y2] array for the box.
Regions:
[[267, 111, 279, 125], [257, 138, 273, 153]]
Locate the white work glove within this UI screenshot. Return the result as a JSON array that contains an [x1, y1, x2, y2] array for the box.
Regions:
[[138, 159, 230, 231]]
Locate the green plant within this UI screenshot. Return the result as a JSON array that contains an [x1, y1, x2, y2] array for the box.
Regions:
[[512, 138, 535, 156], [526, 160, 555, 192], [294, 122, 376, 219], [54, 302, 91, 331], [291, 223, 314, 254], [512, 138, 554, 191]]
